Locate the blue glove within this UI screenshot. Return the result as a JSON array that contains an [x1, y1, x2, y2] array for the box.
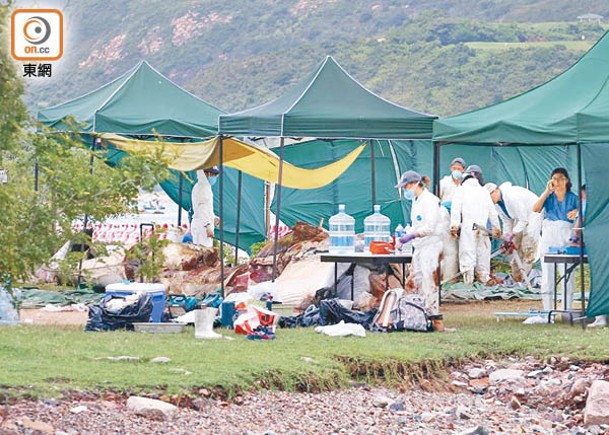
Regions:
[[400, 233, 417, 244]]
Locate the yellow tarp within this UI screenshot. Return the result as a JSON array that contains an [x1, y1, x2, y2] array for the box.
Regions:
[[100, 134, 366, 189]]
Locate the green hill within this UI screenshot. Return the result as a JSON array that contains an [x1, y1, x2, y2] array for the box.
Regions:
[[25, 0, 609, 117]]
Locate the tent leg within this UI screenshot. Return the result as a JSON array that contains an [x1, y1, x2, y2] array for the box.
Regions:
[[177, 172, 183, 227], [370, 139, 376, 207], [577, 143, 586, 314], [433, 141, 442, 306], [235, 170, 242, 263], [34, 162, 39, 191], [219, 136, 225, 298], [272, 138, 285, 282], [77, 136, 97, 288]]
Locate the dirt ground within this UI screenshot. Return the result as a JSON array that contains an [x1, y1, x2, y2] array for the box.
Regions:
[[18, 298, 542, 326]]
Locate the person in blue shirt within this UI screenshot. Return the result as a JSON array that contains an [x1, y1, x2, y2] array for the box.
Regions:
[[532, 167, 579, 311]]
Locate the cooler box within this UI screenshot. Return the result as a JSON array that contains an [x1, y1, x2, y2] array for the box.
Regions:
[[105, 283, 166, 323]]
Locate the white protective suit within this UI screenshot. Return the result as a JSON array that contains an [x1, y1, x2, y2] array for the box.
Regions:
[[451, 177, 500, 284], [411, 189, 444, 315], [540, 220, 574, 310], [191, 170, 215, 247], [439, 175, 460, 202], [439, 175, 460, 282], [494, 182, 543, 281]]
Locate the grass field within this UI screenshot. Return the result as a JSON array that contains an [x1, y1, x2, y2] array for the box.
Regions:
[[1, 300, 607, 398]]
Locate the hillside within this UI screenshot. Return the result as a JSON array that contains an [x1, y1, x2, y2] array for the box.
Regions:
[[25, 0, 609, 117]]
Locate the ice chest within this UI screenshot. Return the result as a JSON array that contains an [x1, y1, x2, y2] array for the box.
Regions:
[[105, 283, 166, 323]]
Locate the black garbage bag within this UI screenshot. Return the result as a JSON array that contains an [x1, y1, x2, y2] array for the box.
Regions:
[[278, 305, 320, 328], [85, 294, 153, 331], [319, 298, 377, 330]]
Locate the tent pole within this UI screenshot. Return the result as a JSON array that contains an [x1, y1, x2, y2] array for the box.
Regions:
[[272, 137, 285, 282], [77, 136, 97, 288], [34, 162, 39, 191], [235, 170, 243, 263], [177, 172, 183, 227], [219, 136, 225, 298], [433, 142, 440, 197], [433, 141, 442, 307], [577, 143, 586, 315], [370, 139, 376, 207], [264, 182, 271, 241]]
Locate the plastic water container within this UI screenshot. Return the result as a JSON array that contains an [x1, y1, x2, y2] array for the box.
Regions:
[[394, 224, 405, 253], [105, 282, 166, 323], [364, 205, 392, 251], [329, 204, 355, 254], [402, 224, 414, 254], [0, 287, 19, 325]]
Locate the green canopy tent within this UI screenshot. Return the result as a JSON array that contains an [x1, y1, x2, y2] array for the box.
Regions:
[[434, 30, 609, 318], [274, 139, 577, 233], [38, 61, 266, 252], [219, 56, 437, 280]]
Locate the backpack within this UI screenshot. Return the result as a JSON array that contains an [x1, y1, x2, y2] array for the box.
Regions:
[[391, 294, 432, 332]]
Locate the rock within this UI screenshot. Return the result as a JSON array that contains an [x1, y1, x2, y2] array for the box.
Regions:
[[584, 380, 609, 426], [570, 378, 588, 398], [389, 401, 405, 412], [127, 396, 178, 420], [420, 412, 435, 423], [570, 365, 581, 372], [150, 357, 171, 364], [106, 355, 140, 362], [372, 395, 393, 408], [456, 405, 472, 420], [457, 426, 489, 435], [469, 378, 490, 390], [169, 368, 192, 375], [452, 381, 469, 388], [301, 357, 315, 363], [468, 368, 486, 379], [18, 418, 54, 434], [70, 405, 88, 414], [527, 370, 543, 378], [489, 369, 524, 384], [542, 366, 554, 374], [509, 396, 521, 410]]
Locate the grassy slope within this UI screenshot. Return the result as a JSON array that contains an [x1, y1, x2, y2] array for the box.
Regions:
[[1, 304, 607, 396]]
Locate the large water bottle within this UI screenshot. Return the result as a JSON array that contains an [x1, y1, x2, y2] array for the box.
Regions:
[[0, 287, 19, 325], [364, 205, 392, 251], [328, 204, 355, 254]]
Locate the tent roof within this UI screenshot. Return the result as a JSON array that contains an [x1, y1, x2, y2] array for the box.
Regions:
[[434, 30, 609, 145], [38, 61, 223, 138], [218, 56, 436, 139]]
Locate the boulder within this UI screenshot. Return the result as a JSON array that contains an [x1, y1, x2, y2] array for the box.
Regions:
[[584, 380, 609, 426], [127, 396, 178, 420], [489, 369, 524, 384]]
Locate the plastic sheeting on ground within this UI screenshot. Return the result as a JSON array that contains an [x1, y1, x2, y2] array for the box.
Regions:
[[273, 257, 335, 305], [17, 288, 105, 308], [441, 282, 541, 301]]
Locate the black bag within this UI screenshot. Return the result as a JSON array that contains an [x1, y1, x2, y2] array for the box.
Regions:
[[391, 294, 432, 332], [85, 294, 153, 331]]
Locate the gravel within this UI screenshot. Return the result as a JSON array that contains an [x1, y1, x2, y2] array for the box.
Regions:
[[2, 357, 608, 434]]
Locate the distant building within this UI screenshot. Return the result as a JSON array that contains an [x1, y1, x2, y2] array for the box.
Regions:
[[577, 13, 604, 23]]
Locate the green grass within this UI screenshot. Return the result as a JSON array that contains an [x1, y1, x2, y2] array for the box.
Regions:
[[465, 40, 594, 51], [1, 307, 608, 398]]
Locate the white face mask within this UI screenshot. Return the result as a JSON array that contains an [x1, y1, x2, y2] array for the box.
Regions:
[[404, 187, 416, 201], [452, 170, 463, 180]]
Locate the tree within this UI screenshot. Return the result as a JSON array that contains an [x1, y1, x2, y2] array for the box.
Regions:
[[0, 4, 170, 282]]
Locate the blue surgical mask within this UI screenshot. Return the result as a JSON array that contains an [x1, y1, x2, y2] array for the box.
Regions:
[[404, 188, 416, 201], [582, 200, 587, 215], [452, 170, 463, 180], [208, 176, 218, 187]]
